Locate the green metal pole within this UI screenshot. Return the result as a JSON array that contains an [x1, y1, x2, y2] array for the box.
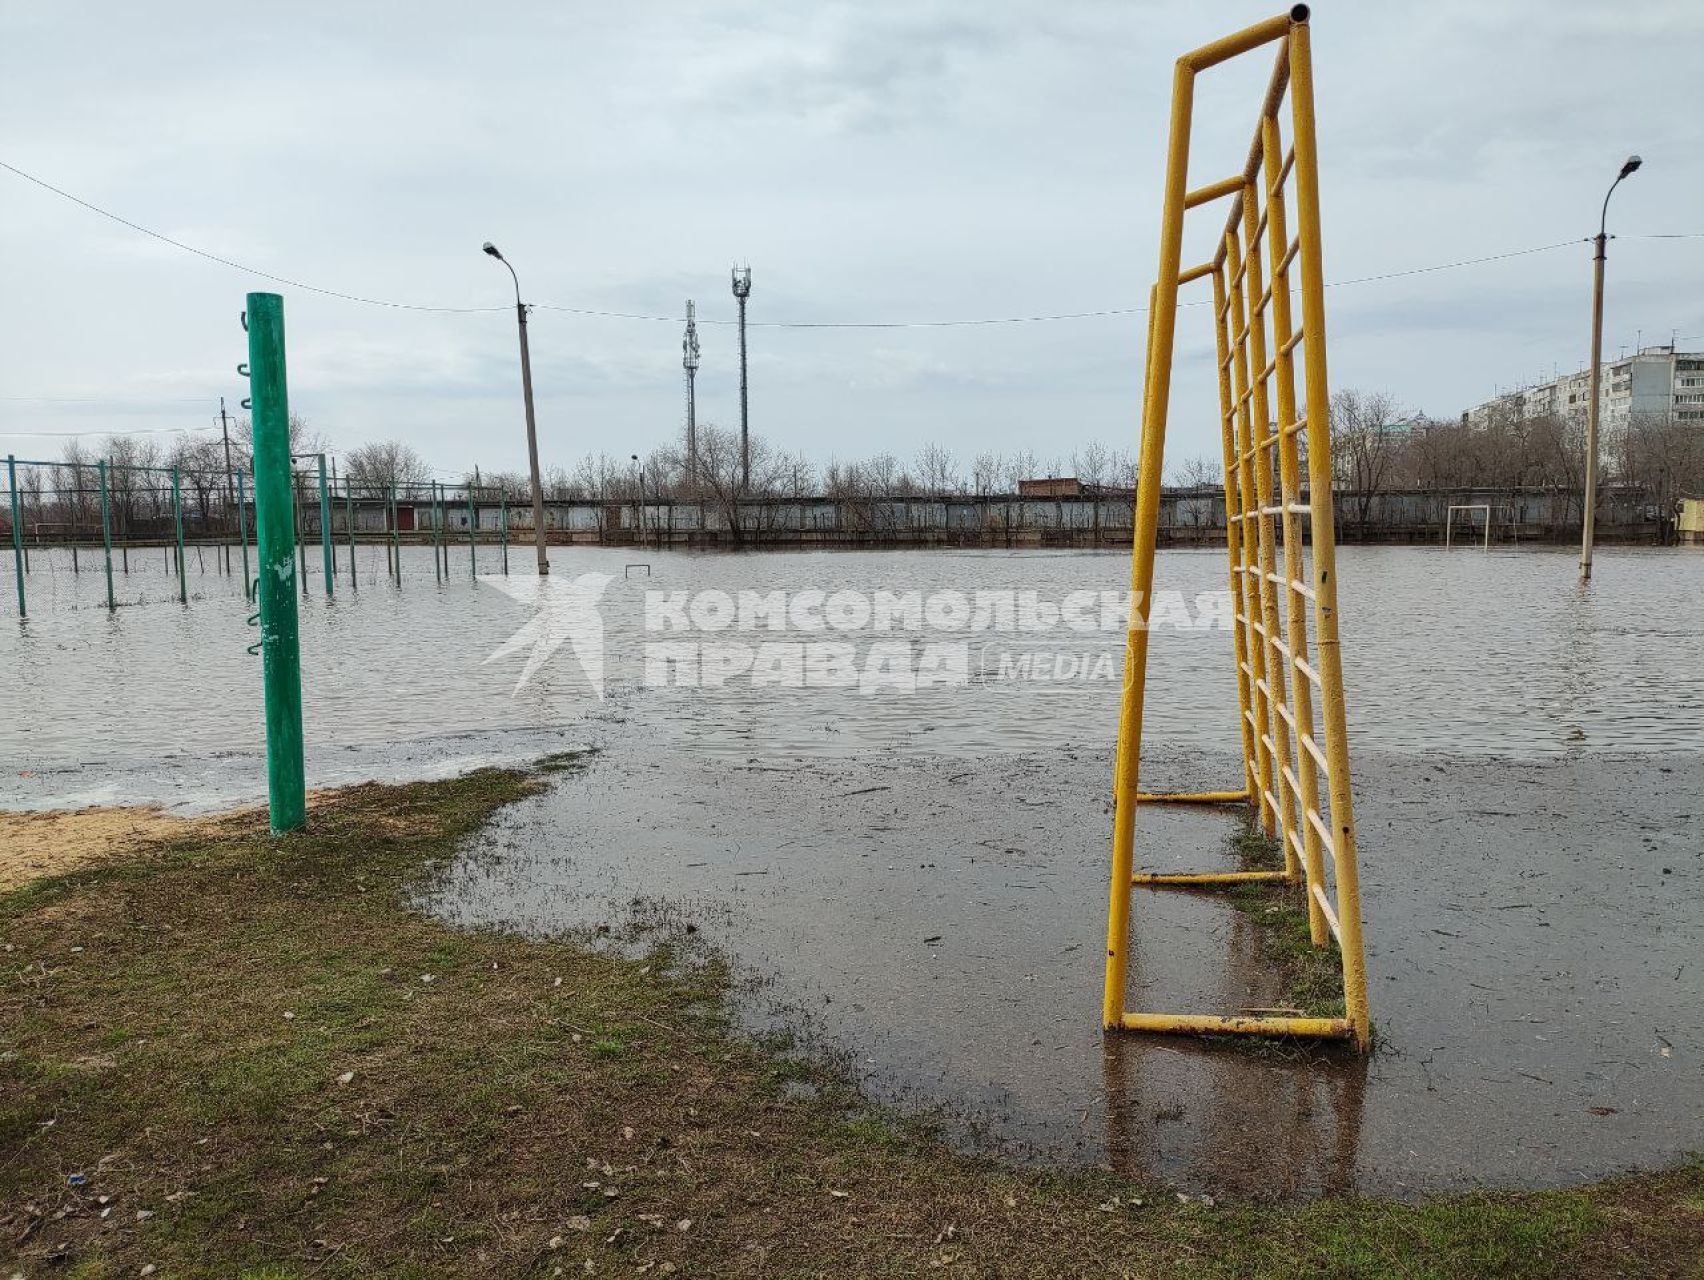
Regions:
[[171, 466, 187, 605], [99, 460, 115, 611], [500, 492, 509, 575], [433, 481, 443, 584], [247, 292, 306, 834], [295, 470, 307, 598], [238, 468, 252, 601], [317, 454, 333, 598], [390, 483, 400, 586], [467, 485, 476, 577], [6, 456, 23, 619], [345, 482, 357, 591]]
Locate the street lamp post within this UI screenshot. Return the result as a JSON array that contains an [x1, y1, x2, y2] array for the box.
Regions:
[[483, 242, 550, 575], [731, 266, 752, 494], [1580, 155, 1641, 583]]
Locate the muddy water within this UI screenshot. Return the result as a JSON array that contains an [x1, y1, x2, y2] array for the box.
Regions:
[[431, 739, 1702, 1199], [4, 544, 1702, 806], [3, 544, 1702, 1196]]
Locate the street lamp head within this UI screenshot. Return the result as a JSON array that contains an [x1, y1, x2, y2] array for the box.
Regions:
[[482, 242, 503, 260], [1619, 155, 1642, 179]]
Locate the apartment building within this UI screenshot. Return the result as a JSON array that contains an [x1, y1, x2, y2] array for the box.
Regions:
[[1464, 345, 1704, 431]]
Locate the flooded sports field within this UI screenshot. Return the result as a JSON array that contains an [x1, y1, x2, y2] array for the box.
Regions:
[[3, 544, 1701, 1198]]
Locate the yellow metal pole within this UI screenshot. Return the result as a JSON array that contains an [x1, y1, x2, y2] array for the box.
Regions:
[[1224, 228, 1276, 836], [1178, 9, 1298, 72], [1121, 1011, 1352, 1039], [1135, 789, 1248, 805], [1212, 265, 1260, 804], [1288, 20, 1371, 1049], [1262, 109, 1331, 944], [1104, 58, 1196, 1031], [1134, 869, 1287, 887], [1110, 286, 1158, 867], [1239, 179, 1302, 879]]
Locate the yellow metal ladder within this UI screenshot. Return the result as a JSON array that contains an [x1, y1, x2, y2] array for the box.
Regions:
[[1103, 5, 1371, 1051]]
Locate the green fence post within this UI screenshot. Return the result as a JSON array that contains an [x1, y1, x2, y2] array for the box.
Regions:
[[390, 483, 401, 586], [467, 485, 477, 578], [317, 454, 333, 598], [247, 292, 306, 834], [238, 469, 252, 601], [6, 455, 23, 619], [99, 460, 115, 611], [345, 482, 357, 591], [500, 492, 509, 575], [294, 470, 307, 598], [171, 466, 187, 604]]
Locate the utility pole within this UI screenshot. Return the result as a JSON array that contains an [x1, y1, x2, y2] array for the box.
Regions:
[[732, 265, 752, 493], [483, 242, 551, 576], [1581, 154, 1642, 583], [219, 396, 237, 573], [683, 300, 700, 489]]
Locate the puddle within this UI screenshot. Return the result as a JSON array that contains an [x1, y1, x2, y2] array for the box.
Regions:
[[428, 738, 1703, 1199]]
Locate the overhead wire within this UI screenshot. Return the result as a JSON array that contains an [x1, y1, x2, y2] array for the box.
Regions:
[[4, 158, 1694, 331]]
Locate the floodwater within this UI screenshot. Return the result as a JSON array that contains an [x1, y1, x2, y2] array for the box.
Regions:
[[2, 543, 1701, 1197]]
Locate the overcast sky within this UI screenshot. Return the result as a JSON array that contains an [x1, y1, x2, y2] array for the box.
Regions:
[[2, 0, 1699, 481]]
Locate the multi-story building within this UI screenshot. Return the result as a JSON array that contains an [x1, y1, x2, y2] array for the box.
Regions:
[[1464, 345, 1704, 432]]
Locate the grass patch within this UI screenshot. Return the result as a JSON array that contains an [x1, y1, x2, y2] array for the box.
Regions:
[[1225, 822, 1350, 1021], [2, 764, 1700, 1277]]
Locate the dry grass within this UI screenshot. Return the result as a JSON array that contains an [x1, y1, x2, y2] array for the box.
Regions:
[[1, 763, 1700, 1278]]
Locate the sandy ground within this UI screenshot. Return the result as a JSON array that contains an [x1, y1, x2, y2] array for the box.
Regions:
[[0, 805, 227, 892]]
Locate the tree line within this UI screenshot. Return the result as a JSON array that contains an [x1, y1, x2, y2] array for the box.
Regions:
[[14, 387, 1699, 538]]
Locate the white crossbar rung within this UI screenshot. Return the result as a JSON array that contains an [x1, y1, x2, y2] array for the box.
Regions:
[[1300, 731, 1329, 774], [1306, 807, 1337, 857]]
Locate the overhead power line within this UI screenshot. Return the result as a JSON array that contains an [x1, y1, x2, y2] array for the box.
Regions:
[[2, 158, 1700, 329], [0, 424, 218, 439], [0, 159, 507, 314]]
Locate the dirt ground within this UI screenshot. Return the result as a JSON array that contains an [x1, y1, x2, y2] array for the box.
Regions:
[[0, 805, 226, 892]]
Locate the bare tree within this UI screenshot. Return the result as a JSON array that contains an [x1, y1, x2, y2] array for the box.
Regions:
[[1168, 455, 1222, 489], [345, 440, 430, 498], [1329, 389, 1403, 535], [916, 442, 960, 498]]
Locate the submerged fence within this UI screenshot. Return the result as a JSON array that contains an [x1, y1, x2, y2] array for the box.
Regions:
[[1, 454, 525, 617], [2, 454, 1680, 617]]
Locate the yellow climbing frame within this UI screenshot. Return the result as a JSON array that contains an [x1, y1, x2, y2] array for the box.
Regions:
[[1103, 5, 1370, 1051]]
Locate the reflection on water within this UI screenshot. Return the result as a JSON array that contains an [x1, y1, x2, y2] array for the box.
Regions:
[[2, 545, 1701, 808], [1101, 1035, 1368, 1198]]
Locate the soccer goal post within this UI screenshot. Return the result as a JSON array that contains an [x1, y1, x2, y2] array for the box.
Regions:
[[1445, 504, 1491, 550]]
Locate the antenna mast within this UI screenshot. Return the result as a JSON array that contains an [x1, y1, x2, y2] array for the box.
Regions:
[[683, 299, 701, 488]]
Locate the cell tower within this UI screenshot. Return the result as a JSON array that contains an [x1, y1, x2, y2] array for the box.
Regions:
[[731, 264, 753, 492], [682, 299, 701, 486]]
